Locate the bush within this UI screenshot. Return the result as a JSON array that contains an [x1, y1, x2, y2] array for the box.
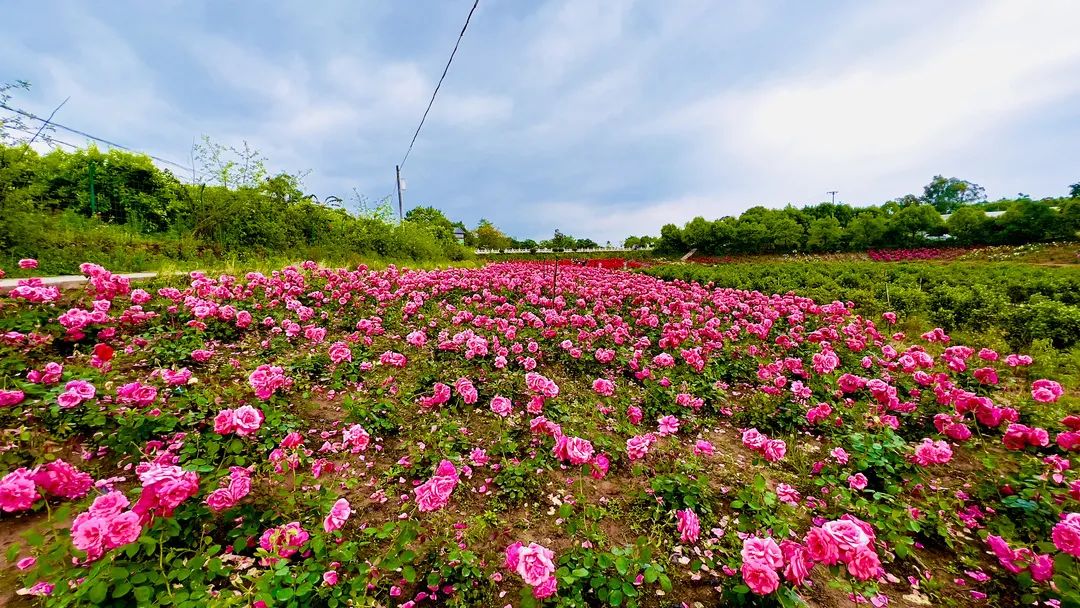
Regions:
[[642, 261, 1080, 348]]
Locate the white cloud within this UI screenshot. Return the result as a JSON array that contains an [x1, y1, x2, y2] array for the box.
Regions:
[[525, 0, 636, 86], [437, 93, 513, 127], [662, 1, 1080, 206]]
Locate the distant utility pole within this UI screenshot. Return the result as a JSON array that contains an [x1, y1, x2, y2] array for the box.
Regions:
[[396, 165, 405, 223], [827, 190, 838, 204]]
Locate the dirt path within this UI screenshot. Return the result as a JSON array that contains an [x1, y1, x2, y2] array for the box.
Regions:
[[0, 272, 159, 294]]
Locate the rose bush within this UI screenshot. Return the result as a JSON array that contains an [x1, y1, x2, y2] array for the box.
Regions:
[[0, 260, 1075, 607]]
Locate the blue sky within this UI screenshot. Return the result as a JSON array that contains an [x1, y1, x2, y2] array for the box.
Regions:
[[4, 0, 1080, 243]]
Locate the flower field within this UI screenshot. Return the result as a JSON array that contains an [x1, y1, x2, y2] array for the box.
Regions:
[[0, 260, 1076, 607]]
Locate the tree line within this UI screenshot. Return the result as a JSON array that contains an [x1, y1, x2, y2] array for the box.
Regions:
[[643, 176, 1080, 256], [0, 140, 490, 272]]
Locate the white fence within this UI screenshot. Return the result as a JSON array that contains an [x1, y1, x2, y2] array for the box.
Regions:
[[475, 246, 654, 255]]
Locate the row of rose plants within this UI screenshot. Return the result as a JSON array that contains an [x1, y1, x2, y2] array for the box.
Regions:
[[0, 258, 1074, 607]]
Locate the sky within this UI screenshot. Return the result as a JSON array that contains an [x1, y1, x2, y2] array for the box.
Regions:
[[3, 0, 1080, 243]]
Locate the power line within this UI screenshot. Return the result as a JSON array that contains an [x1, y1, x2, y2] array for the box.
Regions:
[[2, 122, 206, 184], [399, 0, 480, 170], [3, 124, 80, 150], [25, 97, 68, 147], [0, 101, 200, 177]]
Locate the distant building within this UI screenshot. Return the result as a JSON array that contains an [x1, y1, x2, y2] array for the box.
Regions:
[[453, 227, 466, 244]]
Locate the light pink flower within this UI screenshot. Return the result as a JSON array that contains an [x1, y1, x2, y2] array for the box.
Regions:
[[323, 498, 352, 533]]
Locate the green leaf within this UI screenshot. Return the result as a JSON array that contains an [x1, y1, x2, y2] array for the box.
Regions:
[[403, 565, 417, 583], [88, 581, 109, 603], [573, 567, 589, 578], [644, 568, 658, 583], [609, 589, 624, 606], [112, 582, 132, 598], [615, 557, 629, 575], [275, 588, 294, 600], [134, 587, 153, 603], [427, 571, 441, 588], [658, 574, 672, 592]]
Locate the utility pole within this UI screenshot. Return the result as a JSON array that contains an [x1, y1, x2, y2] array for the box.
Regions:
[[396, 165, 404, 223], [827, 190, 838, 205]]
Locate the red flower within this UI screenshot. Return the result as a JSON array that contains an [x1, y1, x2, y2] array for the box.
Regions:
[[94, 344, 114, 362]]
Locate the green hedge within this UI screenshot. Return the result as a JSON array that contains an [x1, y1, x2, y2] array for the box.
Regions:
[[642, 261, 1080, 348]]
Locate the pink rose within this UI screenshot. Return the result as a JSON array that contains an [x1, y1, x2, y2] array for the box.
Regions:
[[104, 511, 142, 548], [592, 378, 615, 397], [845, 545, 882, 581], [89, 491, 129, 519], [657, 415, 680, 436], [564, 437, 595, 465], [847, 473, 868, 491], [741, 428, 766, 450], [676, 509, 700, 544], [1030, 553, 1054, 582], [323, 498, 352, 533], [626, 435, 652, 461], [490, 395, 513, 417], [741, 560, 780, 595], [213, 409, 235, 434], [232, 405, 264, 436], [206, 489, 236, 512], [693, 440, 715, 456], [0, 468, 38, 512], [590, 454, 610, 479], [328, 341, 352, 365], [741, 537, 783, 570], [822, 520, 870, 552], [70, 513, 108, 560], [1052, 514, 1080, 557], [781, 542, 812, 585], [805, 527, 840, 565], [515, 543, 556, 587], [763, 439, 787, 462], [1032, 379, 1064, 403], [504, 542, 523, 571]]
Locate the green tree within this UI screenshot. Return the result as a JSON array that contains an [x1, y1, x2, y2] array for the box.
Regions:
[[656, 224, 685, 254], [405, 206, 456, 242], [682, 216, 714, 251], [1056, 199, 1080, 240], [921, 175, 986, 213], [806, 217, 843, 251], [474, 219, 513, 250], [888, 204, 945, 245], [946, 206, 993, 245], [845, 213, 888, 250], [193, 136, 268, 188], [764, 215, 805, 252], [997, 200, 1054, 244], [1069, 182, 1080, 198], [623, 236, 641, 248], [544, 229, 577, 250]]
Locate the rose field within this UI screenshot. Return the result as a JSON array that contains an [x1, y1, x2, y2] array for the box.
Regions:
[[0, 259, 1077, 608]]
